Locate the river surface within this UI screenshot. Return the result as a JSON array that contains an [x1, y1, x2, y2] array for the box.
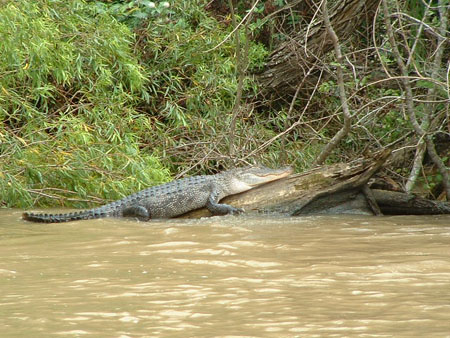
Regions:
[[1, 210, 450, 337]]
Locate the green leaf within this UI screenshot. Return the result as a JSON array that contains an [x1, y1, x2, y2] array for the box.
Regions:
[[416, 80, 434, 89]]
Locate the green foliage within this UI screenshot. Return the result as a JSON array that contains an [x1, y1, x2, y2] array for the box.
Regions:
[[0, 1, 147, 110], [0, 0, 274, 208], [0, 129, 169, 208], [112, 0, 276, 169], [247, 42, 270, 72], [375, 110, 410, 142], [0, 0, 170, 208], [137, 3, 240, 121], [94, 0, 173, 27], [319, 80, 337, 94]]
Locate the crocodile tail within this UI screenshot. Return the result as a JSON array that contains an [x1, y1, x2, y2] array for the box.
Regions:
[[22, 209, 107, 223]]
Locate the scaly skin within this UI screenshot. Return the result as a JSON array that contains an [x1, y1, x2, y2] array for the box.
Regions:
[[22, 166, 293, 223]]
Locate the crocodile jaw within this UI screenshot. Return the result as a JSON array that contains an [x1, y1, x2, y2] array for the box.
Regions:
[[229, 166, 293, 194], [229, 178, 254, 194]]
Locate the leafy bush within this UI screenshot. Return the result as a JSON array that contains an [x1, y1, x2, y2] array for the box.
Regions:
[[0, 0, 291, 208], [0, 0, 169, 207]]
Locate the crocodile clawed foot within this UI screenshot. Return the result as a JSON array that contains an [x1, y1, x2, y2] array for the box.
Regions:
[[229, 207, 244, 215]]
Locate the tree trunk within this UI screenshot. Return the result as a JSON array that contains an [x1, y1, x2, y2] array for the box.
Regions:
[[259, 0, 381, 93]]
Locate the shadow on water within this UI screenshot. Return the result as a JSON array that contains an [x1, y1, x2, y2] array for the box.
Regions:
[[1, 209, 450, 337]]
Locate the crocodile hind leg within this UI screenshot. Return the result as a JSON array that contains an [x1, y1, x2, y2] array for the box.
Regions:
[[122, 206, 150, 221]]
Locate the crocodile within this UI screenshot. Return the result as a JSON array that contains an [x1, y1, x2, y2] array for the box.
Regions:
[[22, 166, 293, 223]]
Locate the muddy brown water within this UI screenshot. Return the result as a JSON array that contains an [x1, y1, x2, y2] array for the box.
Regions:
[[1, 209, 450, 337]]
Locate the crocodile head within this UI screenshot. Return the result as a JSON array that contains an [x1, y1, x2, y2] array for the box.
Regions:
[[227, 166, 294, 194]]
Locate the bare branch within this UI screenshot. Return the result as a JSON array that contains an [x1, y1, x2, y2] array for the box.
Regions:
[[204, 0, 260, 53], [314, 0, 352, 165], [382, 0, 449, 200]]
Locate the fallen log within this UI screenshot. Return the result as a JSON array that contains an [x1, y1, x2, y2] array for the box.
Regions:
[[372, 189, 450, 215], [180, 149, 450, 218]]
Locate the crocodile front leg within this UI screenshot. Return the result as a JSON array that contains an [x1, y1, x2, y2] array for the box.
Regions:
[[206, 190, 243, 215]]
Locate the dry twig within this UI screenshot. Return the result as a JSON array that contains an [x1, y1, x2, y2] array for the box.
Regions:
[[381, 0, 449, 200], [314, 0, 352, 165]]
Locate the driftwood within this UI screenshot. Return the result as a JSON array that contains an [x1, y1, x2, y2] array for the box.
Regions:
[[372, 190, 450, 215], [180, 149, 450, 218]]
